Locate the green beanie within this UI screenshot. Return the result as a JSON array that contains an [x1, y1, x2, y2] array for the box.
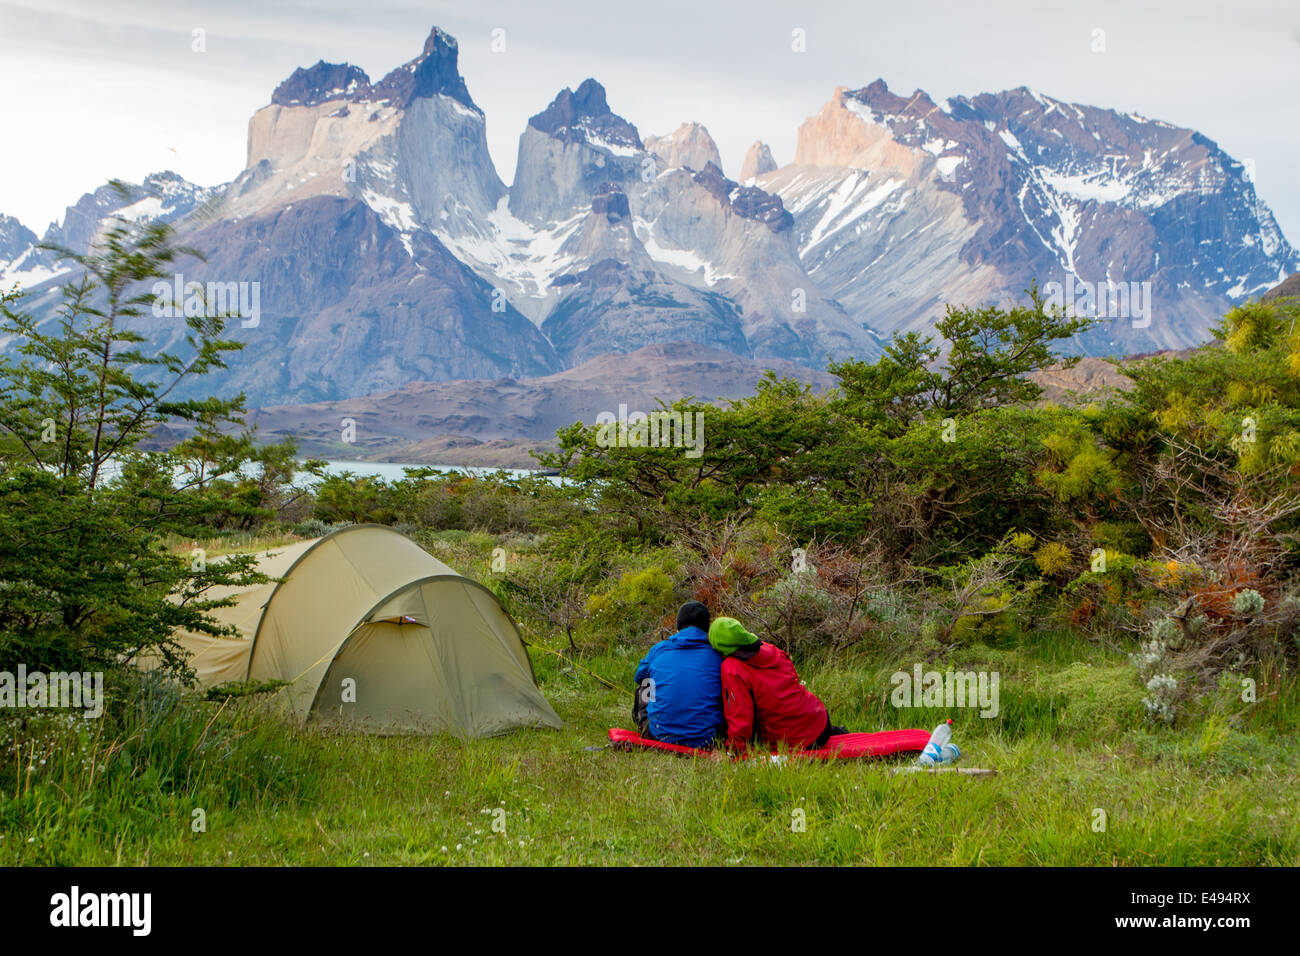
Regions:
[[708, 617, 758, 656]]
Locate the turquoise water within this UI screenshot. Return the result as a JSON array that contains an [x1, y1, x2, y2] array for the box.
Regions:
[[94, 458, 544, 488], [314, 460, 539, 482]]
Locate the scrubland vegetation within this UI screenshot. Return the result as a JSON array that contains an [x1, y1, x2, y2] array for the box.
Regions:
[[2, 209, 1297, 865]]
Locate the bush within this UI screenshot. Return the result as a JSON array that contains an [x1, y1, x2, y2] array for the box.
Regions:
[[1091, 521, 1149, 557], [291, 518, 332, 539], [1233, 589, 1265, 616], [1034, 542, 1072, 578], [585, 565, 678, 645], [0, 470, 265, 679], [948, 592, 1017, 645], [1142, 674, 1179, 724], [1039, 662, 1146, 736]]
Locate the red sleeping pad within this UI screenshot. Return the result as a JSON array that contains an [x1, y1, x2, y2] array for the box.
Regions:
[[607, 727, 931, 761]]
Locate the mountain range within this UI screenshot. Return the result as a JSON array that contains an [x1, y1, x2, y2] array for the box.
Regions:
[[2, 24, 1295, 434]]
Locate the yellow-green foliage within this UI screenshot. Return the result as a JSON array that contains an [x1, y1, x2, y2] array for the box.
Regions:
[[1225, 380, 1277, 406], [585, 566, 675, 621], [950, 592, 1016, 644], [1222, 300, 1288, 355], [1040, 662, 1145, 735], [1230, 411, 1300, 474], [1064, 550, 1148, 610], [1034, 542, 1071, 577], [1094, 549, 1134, 574], [1009, 532, 1035, 553], [1090, 521, 1148, 557], [1036, 429, 1121, 502], [1156, 391, 1201, 434]]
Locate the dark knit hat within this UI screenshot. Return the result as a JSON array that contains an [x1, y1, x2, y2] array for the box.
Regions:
[[676, 601, 711, 632]]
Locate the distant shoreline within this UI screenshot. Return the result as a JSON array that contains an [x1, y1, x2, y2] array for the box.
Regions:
[[309, 460, 549, 482]]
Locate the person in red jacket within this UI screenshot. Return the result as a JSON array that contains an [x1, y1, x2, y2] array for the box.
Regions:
[[707, 617, 846, 752]]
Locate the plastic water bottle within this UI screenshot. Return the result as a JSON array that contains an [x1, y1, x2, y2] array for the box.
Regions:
[[917, 719, 959, 766]]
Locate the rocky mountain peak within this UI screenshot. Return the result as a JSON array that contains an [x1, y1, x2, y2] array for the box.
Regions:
[[847, 79, 927, 115], [740, 141, 777, 181], [795, 86, 908, 169], [271, 61, 371, 107], [842, 81, 958, 146], [691, 162, 793, 233], [510, 78, 644, 224], [0, 213, 37, 262], [644, 122, 722, 172], [528, 79, 641, 150], [370, 25, 478, 112], [422, 25, 458, 57]]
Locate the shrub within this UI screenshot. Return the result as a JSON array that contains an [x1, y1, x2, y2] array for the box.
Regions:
[[586, 567, 676, 637], [1039, 662, 1146, 735], [291, 518, 332, 539], [1132, 637, 1170, 683], [948, 593, 1017, 645], [1034, 542, 1072, 578], [1233, 589, 1265, 616], [1091, 520, 1149, 557], [1143, 674, 1179, 724]]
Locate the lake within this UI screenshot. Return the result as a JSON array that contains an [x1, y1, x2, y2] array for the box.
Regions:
[[314, 460, 541, 483]]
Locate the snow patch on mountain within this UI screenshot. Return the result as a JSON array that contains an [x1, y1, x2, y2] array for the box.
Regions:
[[636, 224, 736, 286], [431, 197, 584, 318], [801, 173, 906, 252], [1038, 170, 1132, 204], [583, 130, 640, 158], [0, 246, 70, 290], [361, 190, 419, 231]]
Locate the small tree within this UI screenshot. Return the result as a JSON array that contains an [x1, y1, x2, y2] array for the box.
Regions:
[[0, 188, 269, 678], [830, 282, 1096, 424], [0, 183, 244, 493]]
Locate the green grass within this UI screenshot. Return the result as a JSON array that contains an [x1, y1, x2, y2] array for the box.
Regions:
[[159, 528, 304, 558], [2, 633, 1297, 866]]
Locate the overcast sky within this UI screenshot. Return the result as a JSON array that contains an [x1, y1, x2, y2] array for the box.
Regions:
[[2, 0, 1297, 242]]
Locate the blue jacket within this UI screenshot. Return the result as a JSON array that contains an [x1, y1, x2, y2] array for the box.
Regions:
[[633, 626, 725, 746]]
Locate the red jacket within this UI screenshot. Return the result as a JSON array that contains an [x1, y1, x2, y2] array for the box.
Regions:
[[720, 643, 828, 751]]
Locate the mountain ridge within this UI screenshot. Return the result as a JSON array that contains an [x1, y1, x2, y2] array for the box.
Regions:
[[1, 24, 1293, 414]]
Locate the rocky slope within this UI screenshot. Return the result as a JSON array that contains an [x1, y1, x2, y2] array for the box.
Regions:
[[164, 196, 557, 405], [538, 183, 751, 365], [1264, 271, 1300, 302], [236, 342, 834, 466]]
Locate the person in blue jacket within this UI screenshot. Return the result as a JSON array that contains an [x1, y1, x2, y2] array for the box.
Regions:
[[632, 602, 725, 747]]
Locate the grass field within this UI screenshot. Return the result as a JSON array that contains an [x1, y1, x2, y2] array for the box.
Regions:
[[3, 627, 1297, 866]]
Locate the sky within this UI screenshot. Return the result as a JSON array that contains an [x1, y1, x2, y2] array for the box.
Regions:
[[2, 0, 1298, 241]]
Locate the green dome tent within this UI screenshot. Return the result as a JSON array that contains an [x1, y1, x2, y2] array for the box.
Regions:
[[169, 524, 562, 737]]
